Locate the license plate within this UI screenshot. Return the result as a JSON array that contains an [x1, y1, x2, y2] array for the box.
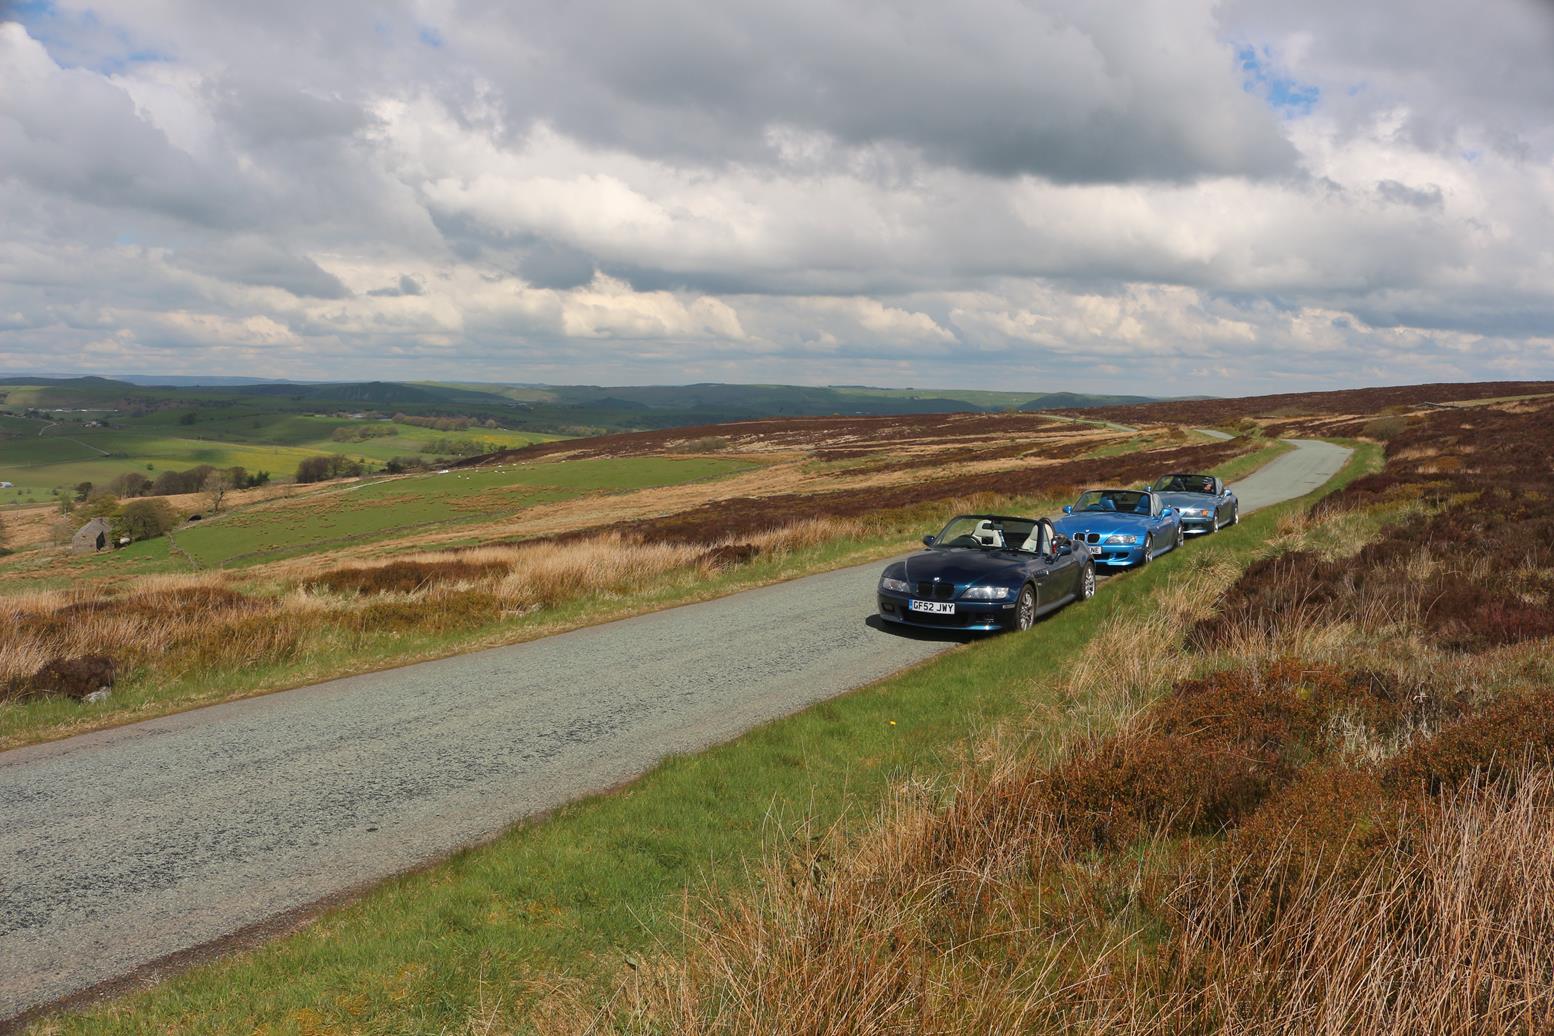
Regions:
[[909, 600, 955, 614]]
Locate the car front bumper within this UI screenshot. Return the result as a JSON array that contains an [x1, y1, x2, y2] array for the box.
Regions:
[[877, 592, 1014, 632], [1179, 514, 1217, 534], [1081, 544, 1146, 566]]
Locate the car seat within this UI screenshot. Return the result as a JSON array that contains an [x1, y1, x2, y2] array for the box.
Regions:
[[973, 520, 1005, 547]]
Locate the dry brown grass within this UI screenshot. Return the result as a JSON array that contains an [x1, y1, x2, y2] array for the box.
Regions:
[[1161, 774, 1554, 1035], [0, 518, 874, 716], [496, 535, 712, 609]]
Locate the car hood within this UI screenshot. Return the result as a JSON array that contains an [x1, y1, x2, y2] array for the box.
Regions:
[[897, 548, 1026, 586], [1053, 512, 1153, 536], [1156, 491, 1217, 510]]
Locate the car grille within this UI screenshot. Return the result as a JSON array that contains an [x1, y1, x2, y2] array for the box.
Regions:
[[915, 581, 956, 600], [1080, 532, 1102, 544]]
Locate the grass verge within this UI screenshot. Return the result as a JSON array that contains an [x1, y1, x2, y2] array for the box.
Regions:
[[30, 441, 1376, 1034]]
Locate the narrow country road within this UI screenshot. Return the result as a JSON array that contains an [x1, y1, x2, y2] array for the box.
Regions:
[[0, 439, 1350, 1022]]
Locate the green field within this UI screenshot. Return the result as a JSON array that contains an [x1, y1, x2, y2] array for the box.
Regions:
[[0, 409, 560, 507], [166, 456, 757, 568]]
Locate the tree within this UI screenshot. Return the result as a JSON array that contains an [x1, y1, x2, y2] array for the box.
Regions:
[[295, 455, 364, 484], [109, 471, 153, 498], [117, 499, 178, 542], [77, 490, 121, 520], [203, 470, 234, 514], [74, 481, 94, 503], [295, 456, 332, 484]]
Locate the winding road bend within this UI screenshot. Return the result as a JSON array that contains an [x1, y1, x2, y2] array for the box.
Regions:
[[0, 438, 1350, 1022]]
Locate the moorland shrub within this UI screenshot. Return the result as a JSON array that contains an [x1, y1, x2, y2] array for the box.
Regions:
[[1385, 690, 1554, 796], [308, 559, 508, 595], [4, 654, 116, 703], [698, 543, 759, 568]]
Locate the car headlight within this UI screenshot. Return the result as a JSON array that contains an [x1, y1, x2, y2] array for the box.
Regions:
[[960, 584, 1010, 600], [1181, 507, 1203, 516], [879, 576, 910, 593], [1105, 533, 1140, 545]]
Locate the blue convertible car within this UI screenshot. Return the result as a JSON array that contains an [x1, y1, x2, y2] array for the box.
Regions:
[[1052, 488, 1183, 567], [877, 514, 1096, 632], [1151, 473, 1239, 535]]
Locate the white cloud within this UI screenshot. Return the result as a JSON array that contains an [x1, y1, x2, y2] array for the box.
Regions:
[[0, 2, 1551, 391]]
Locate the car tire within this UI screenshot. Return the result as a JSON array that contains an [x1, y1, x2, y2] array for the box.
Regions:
[[1079, 563, 1096, 601], [1229, 507, 1239, 527], [1174, 523, 1185, 550], [1206, 512, 1219, 534], [1140, 533, 1153, 565], [1015, 584, 1037, 631]]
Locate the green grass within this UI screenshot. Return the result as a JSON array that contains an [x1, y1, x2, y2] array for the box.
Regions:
[[0, 410, 561, 507], [39, 443, 1381, 1035], [169, 456, 758, 568]]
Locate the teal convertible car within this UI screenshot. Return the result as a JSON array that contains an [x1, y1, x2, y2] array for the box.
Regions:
[[876, 514, 1096, 632], [1051, 488, 1184, 567]]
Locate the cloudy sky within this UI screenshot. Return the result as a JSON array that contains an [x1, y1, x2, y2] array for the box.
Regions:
[[2, 0, 1552, 394]]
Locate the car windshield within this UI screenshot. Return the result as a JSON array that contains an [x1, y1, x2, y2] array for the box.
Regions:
[[1152, 474, 1216, 494], [1073, 490, 1151, 515], [932, 515, 1040, 551]]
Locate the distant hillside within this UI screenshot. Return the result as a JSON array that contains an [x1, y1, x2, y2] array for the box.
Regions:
[[1, 377, 1174, 435], [1055, 380, 1554, 428], [1016, 391, 1166, 411], [115, 375, 301, 387]]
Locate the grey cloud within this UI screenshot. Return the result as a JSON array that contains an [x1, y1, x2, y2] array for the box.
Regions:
[[511, 240, 598, 291], [1222, 0, 1554, 160], [453, 0, 1296, 184], [169, 240, 351, 298], [0, 26, 255, 228], [1376, 180, 1444, 210], [367, 275, 425, 297]]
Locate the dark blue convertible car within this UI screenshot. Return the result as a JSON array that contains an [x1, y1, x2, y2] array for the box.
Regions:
[[1150, 473, 1239, 535], [877, 514, 1095, 632], [1051, 488, 1183, 567]]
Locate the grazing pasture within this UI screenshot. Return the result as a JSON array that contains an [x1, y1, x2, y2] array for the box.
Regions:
[[167, 456, 759, 568]]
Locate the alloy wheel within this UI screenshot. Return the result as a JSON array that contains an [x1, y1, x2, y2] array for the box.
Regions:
[[1016, 585, 1037, 630], [1175, 524, 1185, 549], [1140, 533, 1153, 565], [1080, 564, 1096, 600]]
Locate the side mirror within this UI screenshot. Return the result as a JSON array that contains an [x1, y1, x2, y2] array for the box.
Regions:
[[922, 534, 936, 546], [1161, 507, 1175, 518], [1062, 505, 1073, 514]]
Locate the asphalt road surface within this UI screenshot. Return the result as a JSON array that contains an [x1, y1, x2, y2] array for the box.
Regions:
[[0, 438, 1350, 1021]]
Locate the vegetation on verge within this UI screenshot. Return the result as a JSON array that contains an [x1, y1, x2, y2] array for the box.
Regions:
[[26, 441, 1371, 1035], [559, 399, 1554, 1034]]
